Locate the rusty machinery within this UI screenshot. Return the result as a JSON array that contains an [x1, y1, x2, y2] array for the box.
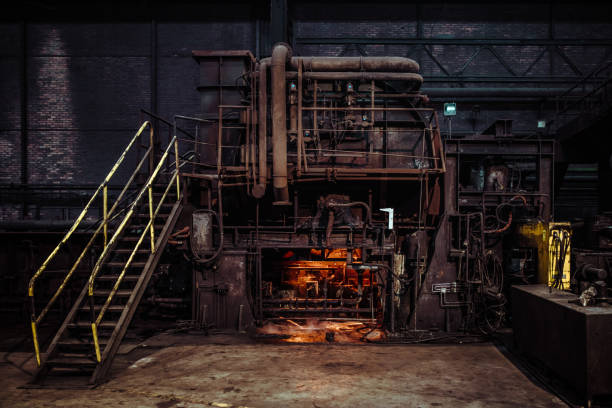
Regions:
[[179, 43, 557, 338]]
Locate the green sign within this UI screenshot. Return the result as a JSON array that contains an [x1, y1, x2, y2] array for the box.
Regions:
[[444, 103, 457, 116]]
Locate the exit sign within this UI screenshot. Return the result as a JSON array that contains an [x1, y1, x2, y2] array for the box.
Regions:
[[444, 103, 457, 116]]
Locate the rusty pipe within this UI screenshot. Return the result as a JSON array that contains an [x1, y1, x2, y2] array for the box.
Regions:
[[290, 56, 419, 73], [271, 43, 292, 204], [253, 59, 268, 199], [285, 71, 423, 90], [328, 201, 372, 226]]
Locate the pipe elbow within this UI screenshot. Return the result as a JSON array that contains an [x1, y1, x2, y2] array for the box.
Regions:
[[270, 43, 292, 204], [271, 42, 292, 65]]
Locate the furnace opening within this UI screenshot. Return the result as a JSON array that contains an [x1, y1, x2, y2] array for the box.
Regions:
[[256, 248, 386, 342]]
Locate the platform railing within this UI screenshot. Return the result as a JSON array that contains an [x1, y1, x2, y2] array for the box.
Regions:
[[87, 135, 180, 362], [27, 121, 155, 367]]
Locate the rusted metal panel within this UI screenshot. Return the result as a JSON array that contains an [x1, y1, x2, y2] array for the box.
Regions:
[[192, 211, 213, 254], [194, 255, 253, 330], [513, 285, 612, 402]]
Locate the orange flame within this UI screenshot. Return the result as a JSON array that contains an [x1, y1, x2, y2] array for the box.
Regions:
[[257, 319, 386, 343]]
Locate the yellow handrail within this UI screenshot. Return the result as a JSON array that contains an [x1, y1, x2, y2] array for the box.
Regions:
[[33, 146, 153, 326], [86, 136, 176, 296], [88, 136, 179, 362], [28, 121, 154, 367], [92, 171, 178, 361]]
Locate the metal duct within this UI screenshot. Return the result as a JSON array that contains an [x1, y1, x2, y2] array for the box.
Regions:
[[290, 56, 420, 73], [271, 43, 291, 204]]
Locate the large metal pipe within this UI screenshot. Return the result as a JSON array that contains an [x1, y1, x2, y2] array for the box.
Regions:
[[285, 71, 423, 91], [271, 43, 292, 204], [421, 87, 584, 97], [253, 60, 268, 199], [290, 56, 419, 73]]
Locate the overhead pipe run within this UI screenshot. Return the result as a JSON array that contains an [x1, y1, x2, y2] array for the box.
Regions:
[[264, 45, 424, 203], [422, 87, 585, 97], [289, 56, 420, 73], [271, 42, 292, 205], [285, 71, 423, 91]]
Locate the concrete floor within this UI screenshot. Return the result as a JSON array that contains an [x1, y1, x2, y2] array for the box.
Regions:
[[0, 334, 566, 408]]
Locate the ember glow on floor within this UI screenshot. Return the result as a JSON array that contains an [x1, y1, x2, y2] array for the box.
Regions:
[[256, 319, 386, 343], [0, 334, 565, 408]]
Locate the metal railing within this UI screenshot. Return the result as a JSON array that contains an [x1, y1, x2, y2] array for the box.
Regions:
[[550, 59, 612, 134], [27, 121, 155, 367], [87, 135, 180, 362]]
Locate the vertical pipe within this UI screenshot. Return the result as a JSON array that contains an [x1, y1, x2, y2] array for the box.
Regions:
[[289, 94, 297, 134], [250, 107, 257, 190], [192, 123, 198, 174], [174, 137, 181, 200], [148, 185, 155, 253], [390, 256, 395, 333], [217, 106, 223, 173], [30, 321, 40, 366], [313, 80, 319, 161], [149, 122, 155, 175], [255, 201, 260, 241], [245, 108, 250, 195], [271, 43, 291, 204], [297, 59, 303, 176], [91, 322, 101, 362], [88, 290, 97, 358], [103, 185, 108, 246], [293, 190, 298, 233], [238, 304, 244, 332], [254, 60, 268, 198], [257, 247, 263, 322], [370, 80, 375, 165]]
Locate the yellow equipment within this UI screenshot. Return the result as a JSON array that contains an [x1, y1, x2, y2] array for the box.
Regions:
[[547, 222, 571, 289], [516, 221, 571, 288]]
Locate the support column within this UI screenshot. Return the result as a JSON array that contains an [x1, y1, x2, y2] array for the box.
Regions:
[[270, 0, 288, 46], [20, 21, 28, 219]]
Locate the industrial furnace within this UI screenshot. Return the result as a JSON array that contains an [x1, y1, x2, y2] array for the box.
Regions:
[[184, 44, 555, 339]]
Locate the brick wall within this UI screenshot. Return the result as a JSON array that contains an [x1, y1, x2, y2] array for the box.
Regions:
[[0, 24, 22, 185], [1, 2, 611, 221]]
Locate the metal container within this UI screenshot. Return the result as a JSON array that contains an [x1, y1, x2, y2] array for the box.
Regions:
[[513, 284, 612, 403]]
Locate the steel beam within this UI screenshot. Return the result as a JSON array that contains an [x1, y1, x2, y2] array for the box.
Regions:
[[296, 38, 612, 46]]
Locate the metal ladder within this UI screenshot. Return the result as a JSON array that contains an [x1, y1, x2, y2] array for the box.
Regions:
[[27, 122, 183, 386]]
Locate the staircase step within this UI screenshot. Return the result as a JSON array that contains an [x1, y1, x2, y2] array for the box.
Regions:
[[46, 357, 98, 368], [106, 261, 146, 268], [32, 195, 181, 386], [136, 213, 170, 219], [79, 304, 125, 312], [57, 339, 108, 358], [93, 289, 133, 297], [57, 339, 109, 348], [96, 275, 140, 282], [113, 249, 150, 254], [68, 321, 117, 329], [129, 224, 164, 230], [119, 236, 151, 242], [57, 351, 94, 359]]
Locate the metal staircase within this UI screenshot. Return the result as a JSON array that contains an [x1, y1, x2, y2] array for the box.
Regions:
[[27, 121, 184, 386]]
